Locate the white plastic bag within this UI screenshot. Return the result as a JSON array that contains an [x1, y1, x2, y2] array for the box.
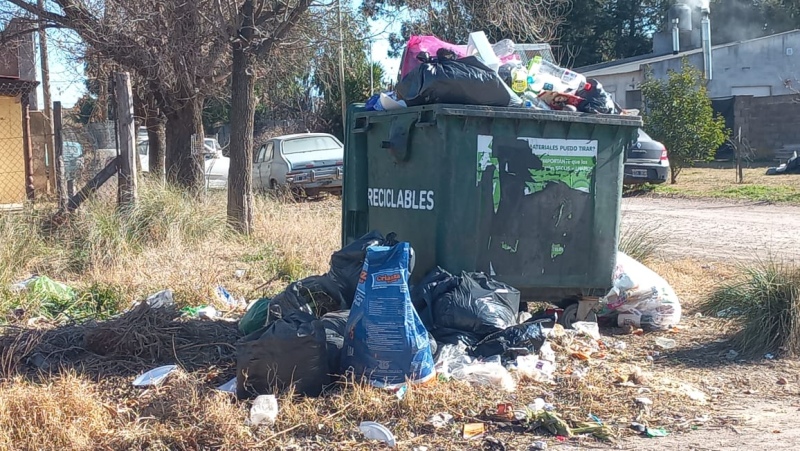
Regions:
[[450, 360, 516, 392], [601, 252, 681, 330]]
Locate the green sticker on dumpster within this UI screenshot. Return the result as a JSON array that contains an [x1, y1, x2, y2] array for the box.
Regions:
[[518, 138, 597, 195]]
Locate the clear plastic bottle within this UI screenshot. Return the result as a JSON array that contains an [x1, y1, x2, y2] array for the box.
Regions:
[[491, 39, 516, 58], [528, 55, 586, 92]]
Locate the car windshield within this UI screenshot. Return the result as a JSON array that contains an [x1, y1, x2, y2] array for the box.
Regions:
[[637, 129, 652, 141], [282, 136, 340, 155], [204, 139, 221, 151]]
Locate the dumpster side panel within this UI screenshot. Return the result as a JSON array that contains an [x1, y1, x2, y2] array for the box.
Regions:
[[360, 111, 443, 284], [344, 105, 639, 299]]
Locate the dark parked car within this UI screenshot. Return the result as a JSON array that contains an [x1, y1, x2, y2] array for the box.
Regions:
[[624, 129, 670, 185]]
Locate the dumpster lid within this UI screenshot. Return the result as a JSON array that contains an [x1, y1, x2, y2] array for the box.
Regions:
[[354, 104, 643, 128]]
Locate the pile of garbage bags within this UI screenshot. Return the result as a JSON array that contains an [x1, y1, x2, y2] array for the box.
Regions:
[[235, 235, 681, 400], [366, 31, 634, 116], [235, 230, 554, 399]]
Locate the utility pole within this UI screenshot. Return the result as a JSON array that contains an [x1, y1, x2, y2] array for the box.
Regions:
[[337, 0, 346, 134], [38, 0, 55, 190], [369, 38, 374, 95]]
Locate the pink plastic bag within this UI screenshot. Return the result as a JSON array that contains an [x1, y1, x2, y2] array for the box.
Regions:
[[399, 35, 520, 81], [399, 36, 467, 80]]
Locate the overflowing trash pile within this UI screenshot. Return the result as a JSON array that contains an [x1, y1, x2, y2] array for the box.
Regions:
[[365, 32, 639, 116], [225, 230, 684, 444]]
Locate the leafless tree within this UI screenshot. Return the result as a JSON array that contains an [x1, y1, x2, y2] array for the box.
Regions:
[[5, 0, 230, 190]]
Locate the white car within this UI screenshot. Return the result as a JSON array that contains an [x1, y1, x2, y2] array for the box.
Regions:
[[137, 137, 229, 189], [253, 133, 344, 196]]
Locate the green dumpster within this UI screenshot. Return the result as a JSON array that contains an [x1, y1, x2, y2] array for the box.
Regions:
[[342, 104, 642, 301]]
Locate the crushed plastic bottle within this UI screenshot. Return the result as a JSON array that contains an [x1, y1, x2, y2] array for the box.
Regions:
[[491, 39, 516, 58], [528, 56, 586, 92], [655, 337, 677, 349]]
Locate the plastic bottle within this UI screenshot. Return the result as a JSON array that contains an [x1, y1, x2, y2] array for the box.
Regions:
[[491, 39, 516, 58], [528, 56, 586, 92], [511, 66, 528, 93]]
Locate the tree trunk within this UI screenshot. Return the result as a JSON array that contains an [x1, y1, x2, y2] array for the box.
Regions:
[[227, 10, 257, 234], [147, 113, 166, 183], [165, 96, 204, 190]]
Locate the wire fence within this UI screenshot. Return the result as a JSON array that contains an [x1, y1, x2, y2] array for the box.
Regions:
[[61, 119, 119, 202], [0, 80, 36, 210]]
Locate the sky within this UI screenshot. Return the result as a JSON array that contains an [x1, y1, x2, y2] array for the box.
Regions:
[[35, 17, 403, 109]]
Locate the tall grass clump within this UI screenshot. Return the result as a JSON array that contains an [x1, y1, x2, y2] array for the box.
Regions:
[[701, 260, 800, 357], [68, 181, 229, 268], [0, 209, 53, 284], [618, 220, 660, 262]]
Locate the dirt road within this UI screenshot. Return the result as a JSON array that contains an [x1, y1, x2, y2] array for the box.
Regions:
[[621, 197, 800, 262]]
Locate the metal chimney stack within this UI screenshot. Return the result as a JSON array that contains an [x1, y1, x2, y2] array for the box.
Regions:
[[671, 18, 680, 55], [701, 7, 713, 80]]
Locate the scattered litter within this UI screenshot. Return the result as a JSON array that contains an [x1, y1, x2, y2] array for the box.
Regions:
[[482, 436, 507, 451], [463, 422, 486, 439], [181, 305, 218, 319], [531, 440, 547, 450], [630, 422, 647, 433], [414, 447, 429, 451], [395, 384, 408, 400], [570, 367, 589, 381], [359, 421, 397, 447], [777, 377, 788, 385], [249, 394, 279, 426], [726, 350, 739, 361], [572, 321, 600, 340], [680, 384, 708, 403], [765, 353, 775, 360], [132, 365, 178, 387], [635, 397, 653, 406], [655, 337, 676, 350], [234, 269, 246, 279], [146, 290, 174, 309], [516, 355, 555, 383], [428, 412, 454, 429], [217, 377, 237, 393], [646, 427, 669, 438], [539, 341, 556, 363], [215, 286, 241, 308]]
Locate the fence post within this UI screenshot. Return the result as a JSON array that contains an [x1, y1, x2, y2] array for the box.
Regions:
[[53, 101, 68, 211], [114, 72, 138, 209]]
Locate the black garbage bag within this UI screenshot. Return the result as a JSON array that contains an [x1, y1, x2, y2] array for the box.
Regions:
[[397, 50, 523, 108], [235, 310, 329, 399], [575, 78, 618, 114], [414, 267, 521, 346], [327, 231, 398, 308], [471, 320, 547, 360], [320, 310, 349, 375], [269, 275, 346, 319]]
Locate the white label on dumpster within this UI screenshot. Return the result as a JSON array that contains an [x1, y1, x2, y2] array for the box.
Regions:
[[367, 188, 435, 211]]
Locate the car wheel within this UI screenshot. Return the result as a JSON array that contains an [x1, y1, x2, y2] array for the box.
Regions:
[[558, 302, 598, 329]]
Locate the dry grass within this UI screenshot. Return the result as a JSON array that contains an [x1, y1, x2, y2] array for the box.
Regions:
[[647, 166, 800, 204], [1, 186, 798, 449]]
